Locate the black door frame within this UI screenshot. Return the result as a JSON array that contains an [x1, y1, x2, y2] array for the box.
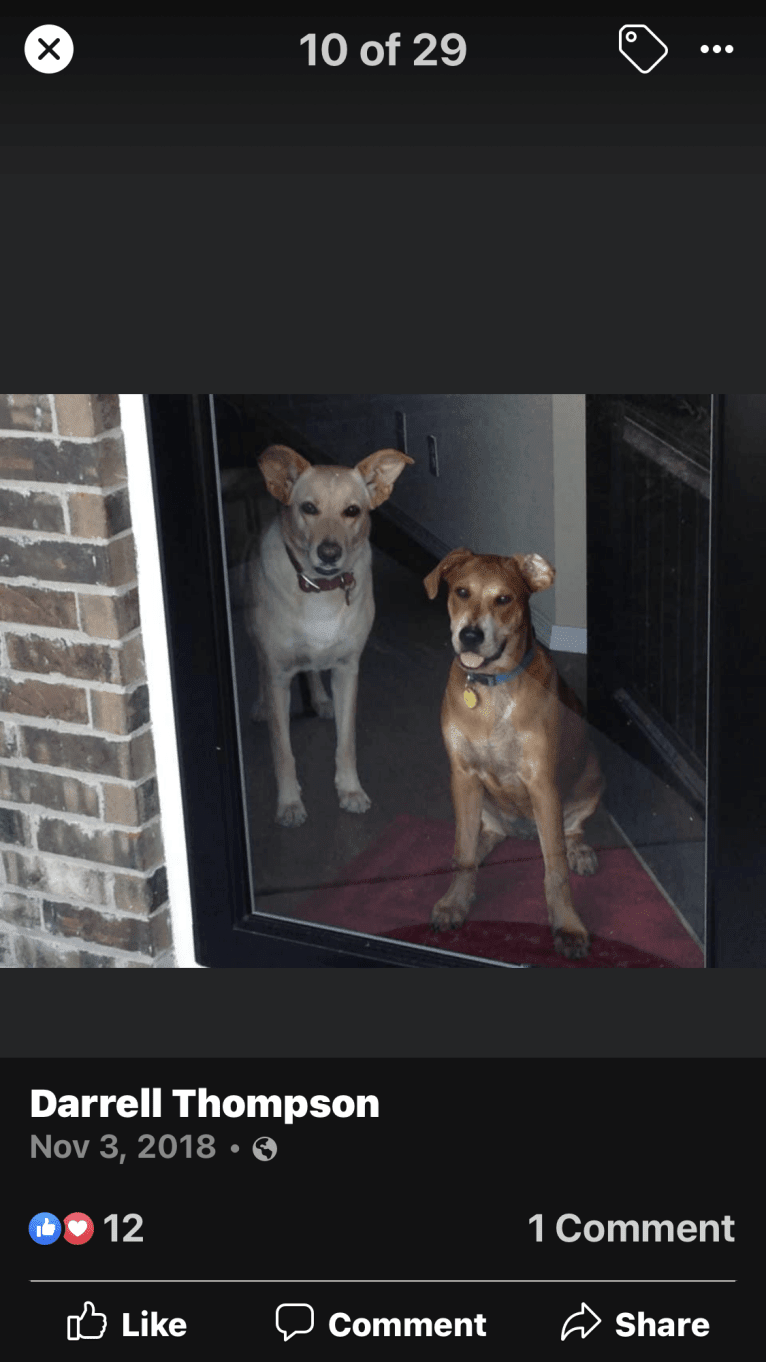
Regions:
[[145, 394, 766, 968], [705, 396, 766, 966]]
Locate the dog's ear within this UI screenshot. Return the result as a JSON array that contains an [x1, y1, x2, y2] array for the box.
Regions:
[[258, 445, 312, 504], [423, 548, 474, 600], [355, 449, 414, 509], [510, 552, 555, 593]]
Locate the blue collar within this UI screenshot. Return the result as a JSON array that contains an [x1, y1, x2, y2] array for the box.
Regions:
[[462, 641, 537, 687]]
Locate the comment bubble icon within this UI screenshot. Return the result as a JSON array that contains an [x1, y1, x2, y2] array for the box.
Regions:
[[276, 1303, 314, 1342]]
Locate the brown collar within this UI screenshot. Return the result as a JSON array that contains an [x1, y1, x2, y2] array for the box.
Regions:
[[285, 544, 355, 600]]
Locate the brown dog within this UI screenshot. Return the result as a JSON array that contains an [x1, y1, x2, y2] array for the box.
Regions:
[[424, 548, 604, 959]]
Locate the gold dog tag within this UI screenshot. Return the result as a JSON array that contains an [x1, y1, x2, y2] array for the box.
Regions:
[[463, 687, 478, 709]]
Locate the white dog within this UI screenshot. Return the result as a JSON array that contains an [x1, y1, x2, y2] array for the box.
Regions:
[[245, 443, 412, 826]]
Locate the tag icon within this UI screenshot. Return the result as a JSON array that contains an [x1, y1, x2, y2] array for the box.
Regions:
[[619, 24, 668, 74]]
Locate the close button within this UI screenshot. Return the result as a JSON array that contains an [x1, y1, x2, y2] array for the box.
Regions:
[[24, 25, 74, 74]]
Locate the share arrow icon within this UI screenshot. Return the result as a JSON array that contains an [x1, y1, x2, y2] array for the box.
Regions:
[[561, 1303, 602, 1340]]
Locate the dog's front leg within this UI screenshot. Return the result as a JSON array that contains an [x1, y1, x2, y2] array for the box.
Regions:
[[432, 769, 483, 930], [264, 671, 307, 827], [330, 659, 371, 813], [530, 780, 590, 959]]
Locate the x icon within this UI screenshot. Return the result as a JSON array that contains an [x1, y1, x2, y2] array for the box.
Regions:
[[25, 25, 73, 72], [38, 36, 61, 61]]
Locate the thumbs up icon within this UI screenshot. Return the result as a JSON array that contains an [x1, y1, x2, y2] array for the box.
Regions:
[[67, 1301, 107, 1341], [29, 1212, 62, 1243]]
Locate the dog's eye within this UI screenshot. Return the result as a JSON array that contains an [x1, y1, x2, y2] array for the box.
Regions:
[[455, 587, 470, 599], [300, 502, 319, 515], [496, 595, 511, 606], [343, 504, 361, 518]]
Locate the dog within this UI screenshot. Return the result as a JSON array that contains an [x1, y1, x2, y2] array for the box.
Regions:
[[245, 443, 412, 826], [424, 548, 604, 959]]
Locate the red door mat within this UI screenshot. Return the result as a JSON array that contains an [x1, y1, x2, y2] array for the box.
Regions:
[[294, 815, 703, 968]]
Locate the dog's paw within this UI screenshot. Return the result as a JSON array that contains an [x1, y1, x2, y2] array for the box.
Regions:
[[275, 799, 308, 827], [430, 898, 471, 931], [337, 786, 371, 814], [567, 842, 598, 875], [553, 928, 590, 960]]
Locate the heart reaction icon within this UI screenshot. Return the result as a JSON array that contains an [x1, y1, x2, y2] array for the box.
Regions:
[[64, 1212, 95, 1245]]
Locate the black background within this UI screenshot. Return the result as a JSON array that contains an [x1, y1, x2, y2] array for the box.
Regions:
[[20, 1060, 750, 1281], [22, 1282, 748, 1354], [18, 1058, 754, 1354], [3, 18, 766, 1344], [5, 10, 763, 1351], [3, 13, 766, 1048], [4, 13, 766, 143]]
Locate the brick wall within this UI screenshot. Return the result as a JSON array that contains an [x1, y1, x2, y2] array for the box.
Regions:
[[0, 395, 174, 967]]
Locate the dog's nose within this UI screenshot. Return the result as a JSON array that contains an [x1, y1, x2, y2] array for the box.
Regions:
[[317, 539, 342, 564], [459, 626, 484, 648]]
